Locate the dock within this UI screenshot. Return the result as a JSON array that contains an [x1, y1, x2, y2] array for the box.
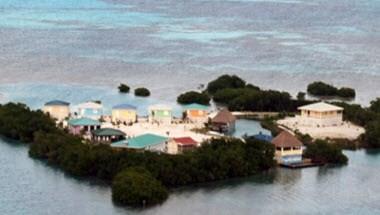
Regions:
[[280, 159, 325, 169]]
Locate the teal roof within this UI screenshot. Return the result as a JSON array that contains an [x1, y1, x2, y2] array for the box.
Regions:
[[68, 118, 100, 126], [111, 133, 168, 149], [91, 128, 125, 136], [183, 103, 209, 111]]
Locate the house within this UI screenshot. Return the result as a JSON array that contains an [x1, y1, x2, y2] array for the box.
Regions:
[[91, 128, 126, 143], [297, 102, 343, 127], [111, 133, 168, 152], [210, 108, 236, 134], [43, 100, 70, 121], [166, 137, 198, 154], [77, 101, 103, 120], [68, 118, 101, 135], [148, 104, 172, 124], [112, 104, 137, 124], [271, 131, 303, 164], [253, 132, 273, 142], [183, 103, 209, 123]]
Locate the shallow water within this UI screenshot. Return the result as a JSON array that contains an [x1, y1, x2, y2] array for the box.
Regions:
[[0, 0, 380, 104]]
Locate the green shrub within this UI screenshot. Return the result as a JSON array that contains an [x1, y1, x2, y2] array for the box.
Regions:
[[118, 84, 130, 93], [177, 91, 210, 105], [112, 167, 168, 207], [304, 140, 348, 164], [134, 88, 151, 97], [206, 75, 246, 94]]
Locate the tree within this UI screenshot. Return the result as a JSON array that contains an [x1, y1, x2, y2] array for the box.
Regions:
[[134, 88, 151, 97], [307, 81, 355, 98], [118, 84, 130, 93], [364, 121, 380, 148], [206, 75, 246, 94], [297, 92, 306, 101], [370, 98, 380, 113], [177, 91, 211, 105], [304, 140, 348, 164], [112, 167, 168, 207]]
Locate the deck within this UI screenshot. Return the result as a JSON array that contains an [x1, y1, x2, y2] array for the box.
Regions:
[[280, 159, 325, 169]]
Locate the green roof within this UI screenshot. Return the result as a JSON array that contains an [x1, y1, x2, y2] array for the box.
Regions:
[[183, 103, 209, 111], [111, 133, 168, 149], [91, 128, 125, 136], [68, 118, 101, 126]]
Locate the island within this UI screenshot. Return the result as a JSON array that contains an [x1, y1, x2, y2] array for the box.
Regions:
[[1, 74, 379, 208]]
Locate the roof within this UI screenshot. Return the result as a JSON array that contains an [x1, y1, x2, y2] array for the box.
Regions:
[[253, 133, 273, 142], [77, 101, 103, 109], [212, 108, 236, 124], [112, 103, 137, 110], [173, 137, 198, 146], [45, 100, 70, 106], [68, 118, 101, 126], [112, 133, 168, 149], [91, 128, 126, 136], [183, 103, 209, 111], [298, 102, 343, 112], [271, 131, 303, 148], [149, 104, 172, 111]]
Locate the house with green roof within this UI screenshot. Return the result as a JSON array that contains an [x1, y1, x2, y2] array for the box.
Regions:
[[111, 133, 168, 152], [68, 118, 101, 135], [183, 103, 210, 123], [91, 128, 126, 143]]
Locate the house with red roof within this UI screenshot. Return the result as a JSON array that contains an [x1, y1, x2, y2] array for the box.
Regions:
[[166, 137, 199, 154]]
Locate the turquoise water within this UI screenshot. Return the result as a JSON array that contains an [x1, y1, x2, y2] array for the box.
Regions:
[[1, 139, 380, 215], [0, 0, 380, 104]]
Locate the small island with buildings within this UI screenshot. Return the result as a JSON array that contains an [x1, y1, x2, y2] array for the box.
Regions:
[[1, 74, 380, 207]]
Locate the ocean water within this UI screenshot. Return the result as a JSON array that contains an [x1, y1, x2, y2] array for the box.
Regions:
[[0, 0, 379, 104]]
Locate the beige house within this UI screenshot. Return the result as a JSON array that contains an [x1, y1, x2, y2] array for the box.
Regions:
[[166, 137, 198, 154], [111, 104, 137, 124], [272, 131, 303, 164], [43, 100, 70, 121], [297, 102, 343, 127]]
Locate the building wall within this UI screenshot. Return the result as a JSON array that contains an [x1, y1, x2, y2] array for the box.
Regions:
[[78, 108, 102, 119], [43, 105, 70, 121], [149, 110, 172, 124], [145, 142, 166, 152], [112, 109, 137, 123], [275, 147, 303, 164], [166, 140, 178, 154], [186, 110, 208, 123], [299, 110, 343, 127]]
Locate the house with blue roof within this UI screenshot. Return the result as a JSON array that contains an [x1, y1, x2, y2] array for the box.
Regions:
[[68, 117, 101, 136], [112, 103, 137, 124], [111, 133, 168, 152], [77, 101, 103, 120], [43, 100, 70, 121]]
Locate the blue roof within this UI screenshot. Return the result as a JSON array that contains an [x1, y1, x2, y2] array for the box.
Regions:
[[68, 118, 101, 126], [45, 100, 70, 106], [112, 104, 137, 110], [253, 133, 273, 142], [111, 133, 168, 149]]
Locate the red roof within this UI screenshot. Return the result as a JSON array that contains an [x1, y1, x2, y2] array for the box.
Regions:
[[173, 137, 198, 146]]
